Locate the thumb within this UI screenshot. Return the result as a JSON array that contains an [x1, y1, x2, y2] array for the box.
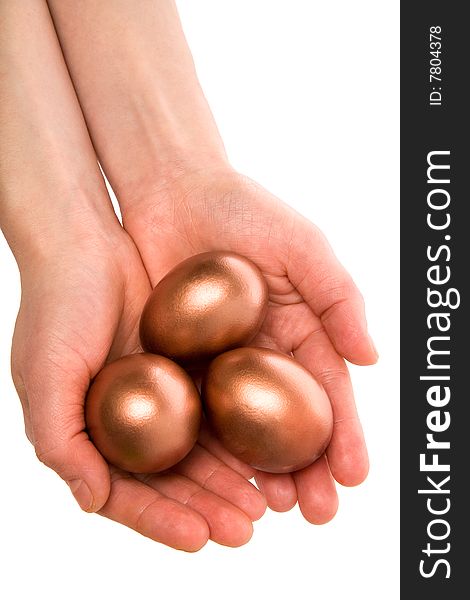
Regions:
[[23, 364, 111, 513], [288, 220, 378, 366]]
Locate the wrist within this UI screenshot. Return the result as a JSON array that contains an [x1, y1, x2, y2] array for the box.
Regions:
[[1, 186, 122, 274], [84, 76, 230, 208], [47, 0, 230, 211], [118, 163, 243, 224], [117, 155, 233, 217]]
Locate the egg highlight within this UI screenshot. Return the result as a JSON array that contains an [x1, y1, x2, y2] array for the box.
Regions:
[[85, 353, 201, 473], [202, 347, 333, 473]]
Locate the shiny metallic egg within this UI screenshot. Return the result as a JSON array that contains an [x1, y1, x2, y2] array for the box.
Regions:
[[85, 353, 201, 473], [202, 347, 333, 473], [139, 251, 268, 364]]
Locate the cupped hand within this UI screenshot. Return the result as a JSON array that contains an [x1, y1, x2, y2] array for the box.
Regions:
[[10, 215, 265, 551], [121, 167, 378, 524]]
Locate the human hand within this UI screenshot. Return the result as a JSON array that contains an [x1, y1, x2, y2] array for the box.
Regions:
[[120, 167, 377, 524], [45, 0, 376, 526], [10, 220, 265, 550], [1, 0, 265, 552]]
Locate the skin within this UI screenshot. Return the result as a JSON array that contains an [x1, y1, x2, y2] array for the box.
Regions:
[[0, 0, 264, 551], [1, 0, 377, 551]]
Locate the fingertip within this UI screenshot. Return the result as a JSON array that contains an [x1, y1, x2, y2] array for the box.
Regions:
[[178, 483, 255, 547], [206, 505, 253, 548], [251, 499, 268, 522], [328, 321, 378, 366], [255, 473, 297, 513], [345, 334, 379, 366], [347, 353, 378, 367], [68, 479, 94, 512], [331, 456, 370, 488], [99, 474, 211, 551], [217, 511, 254, 548], [72, 439, 111, 513], [237, 519, 254, 547], [150, 502, 211, 552], [368, 334, 379, 362], [294, 456, 339, 525], [298, 492, 339, 525], [327, 428, 370, 488], [175, 515, 210, 553], [241, 485, 268, 521], [35, 432, 111, 513], [184, 540, 209, 553]]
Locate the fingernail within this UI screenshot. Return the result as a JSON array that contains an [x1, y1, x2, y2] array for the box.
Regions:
[[369, 335, 379, 360], [68, 479, 94, 512]]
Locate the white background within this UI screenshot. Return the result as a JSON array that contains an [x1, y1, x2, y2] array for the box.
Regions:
[[0, 1, 399, 598]]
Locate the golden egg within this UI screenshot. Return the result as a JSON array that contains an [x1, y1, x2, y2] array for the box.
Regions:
[[85, 353, 201, 473], [139, 251, 268, 364], [202, 347, 333, 473]]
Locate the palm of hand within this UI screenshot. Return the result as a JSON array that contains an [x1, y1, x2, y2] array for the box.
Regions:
[[13, 170, 374, 551], [12, 225, 265, 551], [122, 169, 376, 524], [11, 231, 148, 442]]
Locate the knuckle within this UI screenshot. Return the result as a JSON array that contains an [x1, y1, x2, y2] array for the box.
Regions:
[[319, 274, 363, 318], [333, 273, 357, 300], [34, 440, 68, 473], [320, 366, 350, 388]]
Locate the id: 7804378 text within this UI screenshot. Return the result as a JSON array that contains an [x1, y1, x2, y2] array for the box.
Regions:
[[429, 26, 443, 106]]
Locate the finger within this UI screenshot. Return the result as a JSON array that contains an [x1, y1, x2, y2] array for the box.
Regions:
[[100, 470, 209, 552], [293, 454, 338, 524], [173, 444, 266, 521], [294, 326, 369, 487], [198, 424, 257, 480], [288, 222, 378, 366], [254, 472, 297, 513], [136, 472, 253, 547]]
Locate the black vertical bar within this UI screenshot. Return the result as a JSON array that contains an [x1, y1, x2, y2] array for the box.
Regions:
[[401, 2, 468, 597]]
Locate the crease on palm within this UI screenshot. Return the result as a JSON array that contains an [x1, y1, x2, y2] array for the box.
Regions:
[[120, 185, 356, 506]]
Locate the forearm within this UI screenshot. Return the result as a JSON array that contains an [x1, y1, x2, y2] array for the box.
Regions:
[[0, 0, 117, 268], [46, 0, 228, 207]]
